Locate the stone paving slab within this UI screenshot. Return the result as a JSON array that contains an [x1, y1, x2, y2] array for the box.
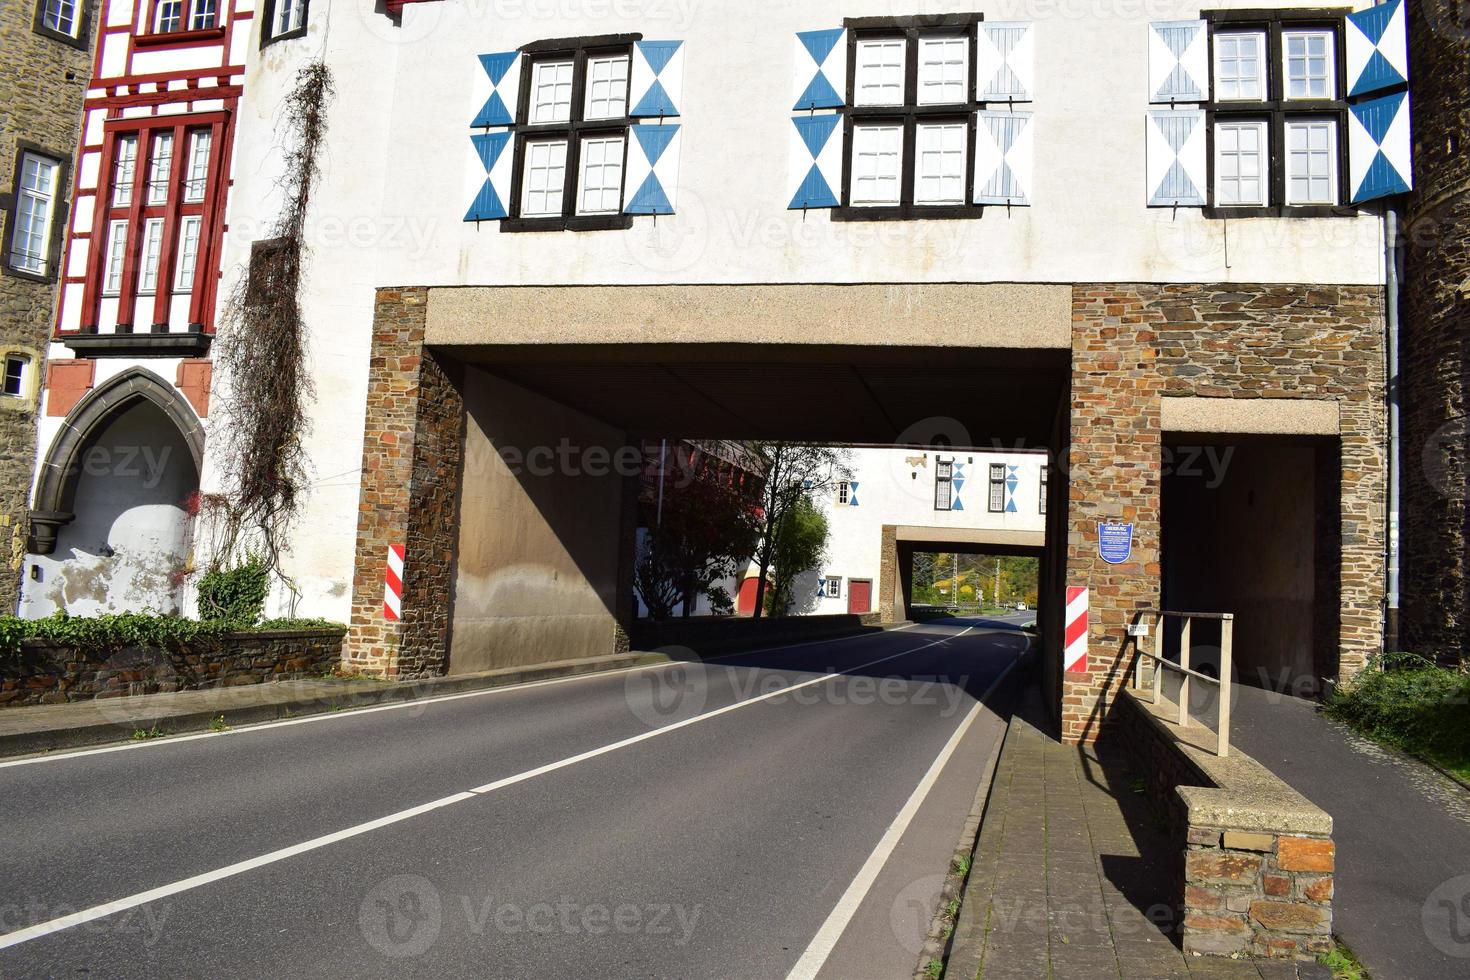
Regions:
[[946, 685, 1333, 980]]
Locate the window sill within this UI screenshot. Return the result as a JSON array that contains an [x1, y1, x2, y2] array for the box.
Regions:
[[1, 262, 55, 286], [499, 214, 634, 233], [134, 26, 225, 47], [261, 25, 308, 48], [1202, 204, 1356, 219], [33, 24, 87, 50], [830, 204, 986, 221]]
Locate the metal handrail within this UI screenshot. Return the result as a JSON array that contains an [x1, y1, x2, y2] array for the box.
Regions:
[[1127, 608, 1234, 757]]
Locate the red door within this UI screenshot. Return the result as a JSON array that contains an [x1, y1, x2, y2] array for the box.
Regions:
[[737, 577, 760, 615], [848, 580, 873, 614]]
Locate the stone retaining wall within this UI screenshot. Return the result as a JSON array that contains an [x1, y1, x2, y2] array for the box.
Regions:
[[1108, 688, 1334, 960], [0, 628, 347, 707]]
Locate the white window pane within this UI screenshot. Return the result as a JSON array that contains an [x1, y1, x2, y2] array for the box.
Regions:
[[531, 61, 574, 124], [851, 124, 902, 205], [183, 129, 211, 203], [855, 39, 905, 106], [584, 55, 629, 120], [1215, 32, 1265, 101], [276, 0, 305, 34], [9, 155, 59, 275], [915, 122, 966, 205], [147, 131, 174, 205], [1214, 122, 1267, 206], [918, 37, 968, 105], [1284, 31, 1334, 100], [104, 220, 128, 294], [1285, 120, 1337, 204], [112, 135, 137, 207], [173, 216, 202, 292], [139, 218, 164, 291], [521, 140, 567, 217], [577, 136, 624, 215]]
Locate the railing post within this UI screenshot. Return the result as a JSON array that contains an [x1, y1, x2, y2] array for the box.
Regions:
[[1178, 616, 1192, 728], [1151, 614, 1163, 705], [1218, 615, 1233, 757]]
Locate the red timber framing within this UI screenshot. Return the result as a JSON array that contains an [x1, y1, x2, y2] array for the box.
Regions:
[[54, 0, 251, 340]]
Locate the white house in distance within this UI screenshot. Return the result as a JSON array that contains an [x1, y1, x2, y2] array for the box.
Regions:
[[796, 447, 1047, 616]]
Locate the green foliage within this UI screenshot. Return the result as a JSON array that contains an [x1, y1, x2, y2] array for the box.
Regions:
[[764, 496, 829, 616], [1325, 654, 1470, 780], [1316, 939, 1368, 979], [259, 617, 347, 632], [705, 585, 735, 617], [131, 725, 166, 741], [196, 555, 270, 626], [208, 714, 230, 733], [0, 611, 346, 663]]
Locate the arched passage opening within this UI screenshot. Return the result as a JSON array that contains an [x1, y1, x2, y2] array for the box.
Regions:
[[23, 368, 203, 617]]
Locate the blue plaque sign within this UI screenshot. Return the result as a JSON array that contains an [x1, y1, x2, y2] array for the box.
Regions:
[[1098, 522, 1134, 565]]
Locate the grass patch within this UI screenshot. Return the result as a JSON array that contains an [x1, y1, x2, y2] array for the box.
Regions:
[[131, 725, 166, 741], [1317, 937, 1368, 979], [208, 714, 230, 733], [1324, 653, 1470, 782]]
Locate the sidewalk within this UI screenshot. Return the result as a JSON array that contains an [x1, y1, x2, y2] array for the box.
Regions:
[[0, 652, 668, 758], [945, 686, 1329, 980], [1231, 683, 1470, 979]]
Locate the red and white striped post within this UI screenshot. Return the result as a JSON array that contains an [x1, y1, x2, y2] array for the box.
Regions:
[[1064, 585, 1088, 674], [384, 543, 405, 622]]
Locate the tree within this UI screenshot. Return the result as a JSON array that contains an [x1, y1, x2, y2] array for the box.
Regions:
[[746, 443, 850, 619], [634, 459, 762, 620], [764, 497, 829, 616]]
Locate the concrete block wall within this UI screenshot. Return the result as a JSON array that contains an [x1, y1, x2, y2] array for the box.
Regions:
[[1065, 283, 1386, 743]]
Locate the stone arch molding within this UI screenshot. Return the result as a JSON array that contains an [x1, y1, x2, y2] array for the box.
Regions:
[[29, 367, 205, 555]]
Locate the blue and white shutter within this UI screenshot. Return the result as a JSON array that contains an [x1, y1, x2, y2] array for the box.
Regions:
[[624, 123, 682, 214], [976, 23, 1034, 102], [630, 41, 684, 118], [1004, 465, 1020, 513], [973, 111, 1033, 206], [951, 463, 965, 511], [1145, 109, 1206, 206], [472, 51, 520, 127], [1346, 0, 1408, 98], [465, 130, 514, 221], [793, 29, 846, 110], [1348, 92, 1412, 202], [787, 113, 843, 209], [1148, 21, 1208, 103]]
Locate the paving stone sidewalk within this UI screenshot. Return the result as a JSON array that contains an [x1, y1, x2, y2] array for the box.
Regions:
[[946, 687, 1330, 980]]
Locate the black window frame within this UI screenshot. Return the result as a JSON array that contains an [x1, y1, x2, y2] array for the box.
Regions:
[[934, 458, 954, 511], [260, 0, 309, 47], [32, 0, 92, 49], [504, 34, 640, 233], [1203, 8, 1354, 219], [1, 142, 71, 286], [987, 463, 1006, 513], [833, 13, 987, 222]]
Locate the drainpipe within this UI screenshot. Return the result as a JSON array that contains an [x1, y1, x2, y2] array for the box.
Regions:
[[1385, 208, 1401, 653]]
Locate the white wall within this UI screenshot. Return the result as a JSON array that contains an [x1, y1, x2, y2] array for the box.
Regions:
[[217, 0, 1387, 621]]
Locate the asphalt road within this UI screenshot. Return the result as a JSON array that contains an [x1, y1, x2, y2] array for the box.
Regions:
[[0, 617, 1026, 979]]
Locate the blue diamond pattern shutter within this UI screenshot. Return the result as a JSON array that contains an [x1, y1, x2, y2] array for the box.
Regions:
[[624, 41, 684, 215], [787, 113, 843, 209], [1344, 0, 1412, 203], [464, 51, 520, 222], [793, 29, 846, 110], [1345, 0, 1408, 98], [1145, 20, 1207, 209]]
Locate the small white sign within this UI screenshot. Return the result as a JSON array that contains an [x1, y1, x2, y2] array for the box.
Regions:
[[1127, 622, 1150, 638]]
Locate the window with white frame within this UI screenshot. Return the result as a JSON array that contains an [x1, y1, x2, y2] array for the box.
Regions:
[[855, 39, 906, 106], [138, 218, 165, 292], [2, 355, 30, 398], [102, 220, 127, 295], [174, 216, 203, 292], [1039, 464, 1048, 515], [7, 152, 61, 277], [1283, 29, 1334, 100], [521, 140, 568, 218], [839, 16, 991, 217], [1213, 32, 1265, 101], [153, 0, 216, 33], [511, 41, 636, 227], [39, 0, 80, 38], [824, 577, 842, 598], [111, 136, 137, 207], [263, 0, 308, 42], [1214, 120, 1268, 206], [988, 463, 1005, 512], [146, 131, 173, 206], [1205, 11, 1346, 214], [1286, 119, 1337, 204], [935, 460, 953, 510]]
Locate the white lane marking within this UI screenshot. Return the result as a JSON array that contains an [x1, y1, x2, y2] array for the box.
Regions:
[[0, 624, 920, 771], [785, 650, 1021, 980], [0, 625, 978, 950]]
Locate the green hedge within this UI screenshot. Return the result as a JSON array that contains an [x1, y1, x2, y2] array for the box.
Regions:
[[0, 612, 346, 662], [1324, 653, 1470, 781]]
